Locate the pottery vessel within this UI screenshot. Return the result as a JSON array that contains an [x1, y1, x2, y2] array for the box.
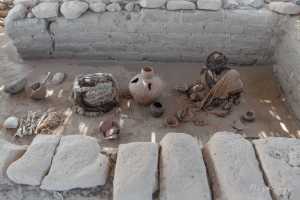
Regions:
[[129, 67, 163, 105]]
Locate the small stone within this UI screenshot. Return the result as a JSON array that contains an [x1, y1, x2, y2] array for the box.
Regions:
[[124, 2, 135, 11], [89, 2, 106, 12], [106, 3, 121, 11], [27, 11, 34, 18], [14, 0, 39, 8], [197, 0, 222, 10], [269, 2, 300, 15], [248, 0, 264, 8], [3, 116, 19, 129], [139, 0, 166, 8], [51, 72, 66, 85], [4, 78, 27, 95], [61, 1, 89, 19], [167, 0, 196, 10], [223, 0, 239, 9], [32, 2, 59, 18]]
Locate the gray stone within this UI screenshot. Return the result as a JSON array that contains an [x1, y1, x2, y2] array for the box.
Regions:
[[51, 72, 66, 85], [0, 139, 27, 184], [269, 2, 300, 14], [32, 2, 59, 19], [113, 142, 159, 200], [139, 0, 166, 8], [14, 0, 39, 8], [61, 1, 89, 19], [197, 0, 222, 10], [89, 2, 106, 12], [124, 2, 135, 11], [41, 135, 110, 191], [4, 78, 27, 95], [167, 0, 196, 10], [7, 135, 61, 186], [203, 132, 272, 200], [223, 0, 239, 8], [248, 0, 264, 8], [3, 116, 18, 129], [106, 3, 121, 11], [253, 137, 300, 200], [159, 133, 212, 200]]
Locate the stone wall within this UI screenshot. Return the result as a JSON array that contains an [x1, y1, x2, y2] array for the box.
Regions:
[[5, 2, 280, 64], [274, 16, 300, 119]]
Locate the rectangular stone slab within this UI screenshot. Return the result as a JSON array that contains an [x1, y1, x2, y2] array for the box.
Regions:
[[113, 142, 158, 200], [253, 137, 300, 200], [203, 132, 272, 200], [159, 133, 212, 200]]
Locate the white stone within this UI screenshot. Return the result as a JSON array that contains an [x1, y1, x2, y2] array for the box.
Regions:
[[159, 133, 212, 200], [167, 1, 196, 10], [113, 142, 159, 200], [254, 137, 300, 200], [197, 0, 221, 10], [7, 135, 61, 186], [139, 0, 166, 8], [269, 2, 300, 15], [41, 135, 110, 191], [203, 132, 272, 200], [3, 116, 18, 129], [106, 3, 121, 11], [89, 2, 106, 12], [223, 0, 239, 9], [32, 2, 59, 19], [51, 72, 66, 85], [61, 1, 89, 19], [0, 139, 27, 184]]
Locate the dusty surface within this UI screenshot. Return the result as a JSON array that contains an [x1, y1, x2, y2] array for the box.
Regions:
[[0, 25, 300, 199]]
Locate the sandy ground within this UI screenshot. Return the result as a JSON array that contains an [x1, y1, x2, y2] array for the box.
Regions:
[[0, 26, 300, 199]]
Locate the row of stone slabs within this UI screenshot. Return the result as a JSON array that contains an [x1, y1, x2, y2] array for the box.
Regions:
[[0, 132, 299, 199]]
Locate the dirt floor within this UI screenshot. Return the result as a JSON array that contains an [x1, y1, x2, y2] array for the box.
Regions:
[[0, 26, 300, 199]]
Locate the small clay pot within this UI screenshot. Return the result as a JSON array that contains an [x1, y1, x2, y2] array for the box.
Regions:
[[150, 101, 164, 118], [29, 82, 47, 100]]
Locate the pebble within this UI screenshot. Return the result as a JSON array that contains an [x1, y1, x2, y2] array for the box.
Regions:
[[89, 2, 106, 12], [4, 78, 27, 95], [60, 0, 89, 19], [51, 72, 66, 85], [139, 0, 166, 8], [167, 0, 196, 10], [106, 3, 121, 12], [197, 0, 222, 10], [32, 2, 59, 18], [3, 116, 19, 129], [125, 2, 135, 11]]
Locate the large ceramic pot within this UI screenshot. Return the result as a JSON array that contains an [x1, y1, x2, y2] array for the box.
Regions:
[[129, 66, 163, 105]]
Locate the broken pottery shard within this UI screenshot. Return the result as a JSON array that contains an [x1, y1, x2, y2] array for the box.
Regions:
[[60, 0, 89, 19], [203, 132, 272, 200], [166, 0, 196, 10], [7, 135, 61, 186], [114, 142, 159, 200], [160, 133, 211, 200], [253, 137, 300, 200], [32, 2, 59, 19], [4, 78, 27, 95], [0, 139, 27, 185], [41, 135, 110, 191]]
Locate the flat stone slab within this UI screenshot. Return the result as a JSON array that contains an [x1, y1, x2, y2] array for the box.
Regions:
[[0, 139, 27, 185], [203, 132, 272, 200], [113, 142, 158, 200], [159, 133, 211, 200], [253, 137, 300, 200], [41, 135, 110, 191], [7, 135, 61, 186]]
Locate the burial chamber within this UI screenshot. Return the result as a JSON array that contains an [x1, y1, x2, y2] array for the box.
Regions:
[[4, 1, 300, 119]]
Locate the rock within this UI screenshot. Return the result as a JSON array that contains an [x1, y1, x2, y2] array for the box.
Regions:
[[41, 135, 110, 191], [166, 1, 196, 10], [253, 137, 300, 200], [248, 0, 264, 8], [159, 133, 212, 200], [223, 0, 239, 9], [3, 116, 19, 129], [269, 2, 300, 15], [51, 72, 66, 85], [203, 132, 272, 200], [106, 3, 121, 11], [0, 139, 27, 184], [14, 0, 39, 8], [60, 1, 89, 19], [4, 78, 27, 95], [27, 11, 34, 18], [124, 2, 135, 11], [32, 2, 59, 19], [139, 0, 166, 8], [89, 2, 106, 12], [114, 142, 159, 200], [7, 135, 61, 186], [197, 0, 222, 10]]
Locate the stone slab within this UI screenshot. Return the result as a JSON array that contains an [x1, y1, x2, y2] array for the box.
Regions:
[[113, 142, 158, 200], [253, 137, 300, 200], [203, 132, 272, 200], [159, 133, 211, 200]]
